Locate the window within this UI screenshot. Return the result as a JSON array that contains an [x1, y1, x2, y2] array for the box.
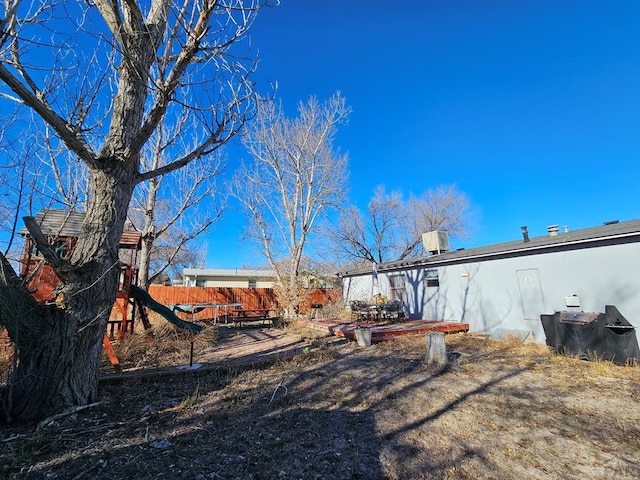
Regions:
[[425, 269, 439, 288], [195, 278, 206, 287], [248, 279, 257, 288], [29, 242, 41, 258], [53, 239, 69, 259], [389, 274, 406, 301], [28, 238, 70, 259]]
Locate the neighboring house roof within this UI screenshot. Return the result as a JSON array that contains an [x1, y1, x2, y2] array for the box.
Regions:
[[19, 208, 142, 248], [183, 268, 276, 278], [341, 219, 640, 277]]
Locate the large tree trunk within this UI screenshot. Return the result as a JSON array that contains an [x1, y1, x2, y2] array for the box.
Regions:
[[0, 296, 99, 423], [0, 168, 134, 423]]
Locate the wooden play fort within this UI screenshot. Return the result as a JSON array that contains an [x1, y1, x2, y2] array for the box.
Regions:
[[19, 209, 204, 371]]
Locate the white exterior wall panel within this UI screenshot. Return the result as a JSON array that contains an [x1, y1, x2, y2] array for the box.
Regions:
[[344, 241, 640, 344]]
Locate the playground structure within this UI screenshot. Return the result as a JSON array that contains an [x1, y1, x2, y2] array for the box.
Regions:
[[16, 209, 332, 371], [19, 209, 203, 370]]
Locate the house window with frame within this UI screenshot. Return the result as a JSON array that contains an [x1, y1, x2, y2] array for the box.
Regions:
[[248, 278, 257, 288], [389, 274, 406, 301], [195, 278, 206, 287], [425, 269, 440, 287]]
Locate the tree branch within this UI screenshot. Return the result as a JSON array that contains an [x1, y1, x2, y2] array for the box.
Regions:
[[22, 216, 71, 275], [0, 64, 97, 166]]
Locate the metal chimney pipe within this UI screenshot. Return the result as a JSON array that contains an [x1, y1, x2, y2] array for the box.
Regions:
[[521, 226, 529, 243]]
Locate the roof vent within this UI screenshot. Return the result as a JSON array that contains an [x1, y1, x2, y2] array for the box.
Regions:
[[422, 231, 449, 254], [521, 226, 530, 243], [547, 225, 559, 237], [603, 220, 619, 225]]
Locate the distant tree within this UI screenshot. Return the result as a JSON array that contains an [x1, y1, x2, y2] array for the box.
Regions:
[[400, 185, 470, 258], [231, 93, 350, 316], [129, 115, 225, 289], [0, 110, 28, 255], [301, 256, 343, 289], [329, 185, 470, 265], [0, 0, 265, 422]]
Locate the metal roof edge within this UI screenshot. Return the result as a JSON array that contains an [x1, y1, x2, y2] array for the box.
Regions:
[[340, 221, 640, 277], [383, 231, 640, 273]]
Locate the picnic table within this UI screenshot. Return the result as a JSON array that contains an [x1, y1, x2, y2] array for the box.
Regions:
[[225, 307, 276, 327]]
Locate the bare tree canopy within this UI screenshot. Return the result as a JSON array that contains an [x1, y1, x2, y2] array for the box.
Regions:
[[231, 92, 350, 314], [329, 185, 470, 265], [129, 116, 227, 288], [0, 0, 267, 422]]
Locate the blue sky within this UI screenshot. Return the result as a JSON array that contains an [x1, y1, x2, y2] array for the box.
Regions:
[[205, 1, 640, 267]]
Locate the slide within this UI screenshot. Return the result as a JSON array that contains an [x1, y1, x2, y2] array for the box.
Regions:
[[130, 285, 203, 334]]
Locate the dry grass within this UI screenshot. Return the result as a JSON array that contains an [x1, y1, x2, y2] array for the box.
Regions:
[[0, 332, 12, 385], [1, 325, 639, 479], [103, 320, 221, 372]]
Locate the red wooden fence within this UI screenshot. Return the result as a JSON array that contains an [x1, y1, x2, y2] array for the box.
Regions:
[[147, 286, 342, 320]]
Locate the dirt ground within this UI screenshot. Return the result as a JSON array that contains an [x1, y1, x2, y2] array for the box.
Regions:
[[1, 322, 639, 480]]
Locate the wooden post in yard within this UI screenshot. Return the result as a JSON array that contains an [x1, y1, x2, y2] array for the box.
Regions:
[[425, 332, 446, 365]]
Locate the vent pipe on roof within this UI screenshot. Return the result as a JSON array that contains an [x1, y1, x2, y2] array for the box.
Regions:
[[547, 225, 559, 237], [521, 226, 529, 243]]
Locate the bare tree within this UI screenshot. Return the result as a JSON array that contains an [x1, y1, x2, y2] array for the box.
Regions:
[[401, 185, 470, 258], [0, 0, 265, 422], [0, 108, 53, 259], [329, 185, 470, 265], [0, 110, 25, 254], [231, 93, 350, 315], [129, 114, 225, 288], [327, 186, 403, 265], [131, 168, 220, 288]]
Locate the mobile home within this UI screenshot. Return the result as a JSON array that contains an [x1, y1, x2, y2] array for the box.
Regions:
[[341, 220, 640, 344]]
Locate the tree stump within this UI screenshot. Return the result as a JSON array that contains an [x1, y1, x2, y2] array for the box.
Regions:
[[425, 332, 446, 365], [355, 327, 372, 347]]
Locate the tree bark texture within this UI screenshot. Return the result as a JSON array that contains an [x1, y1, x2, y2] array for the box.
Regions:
[[425, 332, 447, 366], [1, 168, 135, 422]]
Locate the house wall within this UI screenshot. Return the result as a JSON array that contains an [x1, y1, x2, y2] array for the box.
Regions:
[[183, 275, 274, 288], [343, 242, 640, 344]]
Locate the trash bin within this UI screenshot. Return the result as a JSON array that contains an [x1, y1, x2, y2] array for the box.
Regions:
[[540, 305, 640, 365]]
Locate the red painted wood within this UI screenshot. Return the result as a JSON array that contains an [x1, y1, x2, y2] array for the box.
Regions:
[[300, 319, 469, 343]]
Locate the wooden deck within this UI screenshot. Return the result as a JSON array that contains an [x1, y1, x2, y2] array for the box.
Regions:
[[299, 318, 469, 343]]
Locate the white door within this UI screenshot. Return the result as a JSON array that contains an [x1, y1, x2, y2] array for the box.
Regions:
[[516, 268, 546, 320]]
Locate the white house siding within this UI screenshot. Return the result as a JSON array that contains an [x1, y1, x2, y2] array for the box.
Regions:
[[343, 241, 640, 345], [187, 277, 274, 288], [182, 268, 276, 288]]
